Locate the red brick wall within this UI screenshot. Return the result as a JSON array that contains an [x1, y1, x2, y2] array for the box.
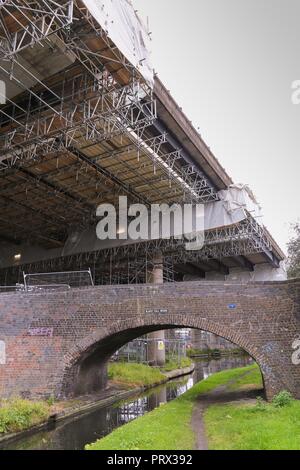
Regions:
[[0, 279, 299, 400]]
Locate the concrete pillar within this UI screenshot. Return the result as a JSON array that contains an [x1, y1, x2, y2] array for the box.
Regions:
[[147, 254, 166, 366], [191, 329, 205, 350]]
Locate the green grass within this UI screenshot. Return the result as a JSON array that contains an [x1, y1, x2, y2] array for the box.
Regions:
[[86, 364, 257, 450], [161, 356, 192, 372], [205, 400, 300, 450], [0, 398, 49, 434], [228, 364, 263, 391], [181, 364, 258, 400], [108, 362, 165, 388], [86, 393, 195, 450], [187, 348, 221, 357], [203, 368, 300, 450]]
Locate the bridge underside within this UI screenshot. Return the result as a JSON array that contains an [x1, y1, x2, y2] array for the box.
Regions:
[[0, 0, 285, 288], [0, 280, 299, 401]]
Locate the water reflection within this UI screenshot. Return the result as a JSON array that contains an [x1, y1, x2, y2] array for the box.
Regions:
[[193, 355, 253, 382], [1, 355, 254, 450]]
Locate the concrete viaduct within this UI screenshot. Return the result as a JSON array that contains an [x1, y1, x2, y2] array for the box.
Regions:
[[0, 279, 300, 401]]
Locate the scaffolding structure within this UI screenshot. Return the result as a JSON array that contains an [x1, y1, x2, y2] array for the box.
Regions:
[[0, 1, 75, 59], [0, 0, 217, 204], [113, 337, 187, 364], [0, 1, 283, 287], [0, 215, 279, 287]]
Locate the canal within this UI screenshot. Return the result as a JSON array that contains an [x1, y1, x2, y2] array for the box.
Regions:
[[1, 355, 253, 450]]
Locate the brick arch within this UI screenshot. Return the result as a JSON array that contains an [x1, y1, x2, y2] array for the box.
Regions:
[[59, 315, 281, 400], [1, 280, 299, 400]]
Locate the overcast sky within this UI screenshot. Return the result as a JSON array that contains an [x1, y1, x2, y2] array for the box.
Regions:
[[134, 0, 300, 253]]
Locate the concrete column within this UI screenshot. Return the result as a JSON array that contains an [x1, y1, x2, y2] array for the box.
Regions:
[[191, 329, 205, 350], [147, 254, 166, 366]]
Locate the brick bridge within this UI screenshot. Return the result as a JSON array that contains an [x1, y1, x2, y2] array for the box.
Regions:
[[0, 280, 300, 401]]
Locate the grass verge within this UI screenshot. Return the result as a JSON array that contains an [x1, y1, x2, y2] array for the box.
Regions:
[[86, 364, 257, 450], [201, 367, 300, 450], [161, 356, 192, 372], [0, 360, 191, 437], [227, 364, 263, 391], [204, 399, 300, 450], [0, 398, 50, 434], [108, 362, 165, 388]]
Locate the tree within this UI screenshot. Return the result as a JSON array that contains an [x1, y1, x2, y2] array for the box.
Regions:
[[287, 222, 300, 278]]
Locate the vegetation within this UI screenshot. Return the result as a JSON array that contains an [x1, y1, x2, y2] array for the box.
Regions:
[[0, 359, 192, 437], [204, 392, 300, 450], [108, 362, 165, 388], [287, 222, 300, 278], [88, 364, 300, 450], [86, 391, 195, 450], [272, 390, 293, 408], [161, 356, 192, 372], [0, 398, 49, 434], [187, 348, 221, 357], [186, 347, 244, 357], [108, 357, 193, 387], [85, 364, 257, 450], [228, 364, 263, 391]]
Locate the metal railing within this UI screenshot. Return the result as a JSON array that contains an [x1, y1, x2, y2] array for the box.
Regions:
[[0, 285, 24, 293], [0, 269, 94, 294], [23, 269, 94, 291]]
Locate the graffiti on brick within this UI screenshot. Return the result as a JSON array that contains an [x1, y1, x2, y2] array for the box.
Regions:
[[292, 337, 300, 365], [27, 327, 54, 337], [0, 341, 5, 365], [262, 342, 275, 354]]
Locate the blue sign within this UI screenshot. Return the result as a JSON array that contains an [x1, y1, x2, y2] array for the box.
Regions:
[[228, 303, 237, 310]]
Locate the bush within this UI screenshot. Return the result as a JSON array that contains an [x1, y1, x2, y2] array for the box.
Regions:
[[46, 396, 55, 406], [0, 398, 49, 434], [272, 391, 293, 408]]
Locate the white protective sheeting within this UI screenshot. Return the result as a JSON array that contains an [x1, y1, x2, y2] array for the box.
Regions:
[[226, 262, 287, 281], [205, 262, 287, 282], [204, 184, 262, 230], [82, 0, 154, 87]]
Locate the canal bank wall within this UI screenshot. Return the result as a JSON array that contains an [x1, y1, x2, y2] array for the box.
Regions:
[[0, 364, 194, 446]]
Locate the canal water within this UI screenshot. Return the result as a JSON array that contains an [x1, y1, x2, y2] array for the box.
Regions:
[[1, 355, 253, 450]]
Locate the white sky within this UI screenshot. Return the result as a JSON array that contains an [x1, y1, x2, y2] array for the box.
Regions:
[[134, 0, 300, 253]]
